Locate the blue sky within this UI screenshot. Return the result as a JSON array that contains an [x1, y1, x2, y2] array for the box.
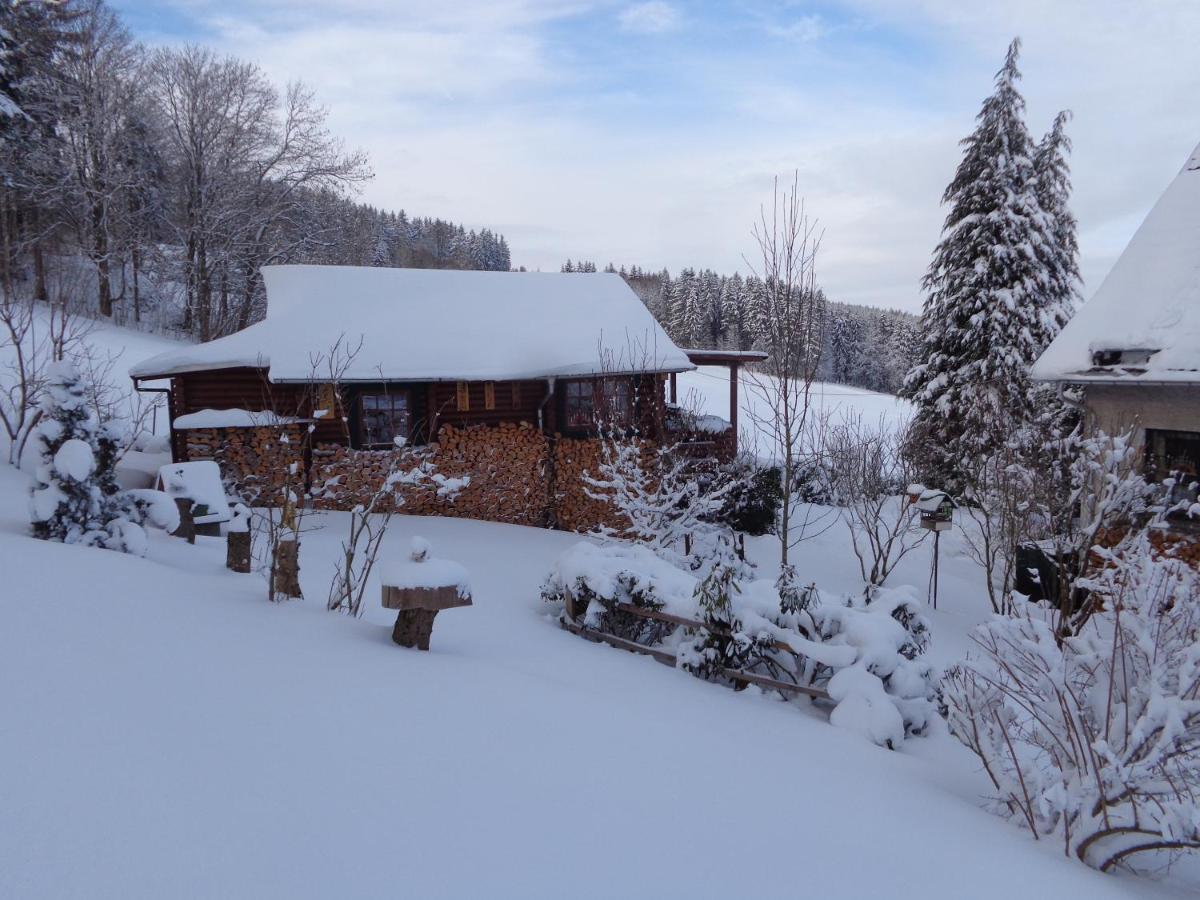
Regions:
[[110, 0, 1200, 312]]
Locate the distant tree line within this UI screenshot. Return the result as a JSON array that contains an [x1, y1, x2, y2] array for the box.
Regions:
[[562, 259, 919, 394], [0, 0, 510, 341]]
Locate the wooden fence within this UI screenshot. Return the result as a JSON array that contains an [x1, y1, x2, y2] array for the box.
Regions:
[[559, 601, 831, 702]]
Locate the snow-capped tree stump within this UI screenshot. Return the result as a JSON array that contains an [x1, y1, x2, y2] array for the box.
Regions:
[[381, 538, 472, 651], [226, 531, 251, 573], [272, 539, 302, 598], [172, 498, 196, 544]]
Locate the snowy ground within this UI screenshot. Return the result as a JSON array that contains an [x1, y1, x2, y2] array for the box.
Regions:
[[2, 322, 1198, 898]]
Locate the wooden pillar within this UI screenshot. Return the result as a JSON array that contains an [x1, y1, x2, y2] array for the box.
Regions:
[[669, 372, 678, 405], [426, 383, 438, 443], [729, 363, 739, 452]]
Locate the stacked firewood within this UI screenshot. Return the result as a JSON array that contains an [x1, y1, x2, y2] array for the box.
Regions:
[[184, 425, 307, 503], [552, 436, 641, 534], [311, 422, 551, 526]]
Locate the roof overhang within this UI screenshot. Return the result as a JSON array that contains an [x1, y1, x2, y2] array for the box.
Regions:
[[682, 348, 768, 366]]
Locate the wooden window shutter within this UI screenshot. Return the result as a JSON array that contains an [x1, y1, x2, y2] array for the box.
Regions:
[[456, 381, 470, 411], [511, 382, 521, 407], [316, 383, 338, 418], [484, 382, 496, 411]]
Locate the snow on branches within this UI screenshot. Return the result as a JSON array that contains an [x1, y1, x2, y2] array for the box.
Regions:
[[582, 430, 737, 567], [543, 540, 938, 748], [942, 525, 1200, 871], [29, 360, 169, 554]]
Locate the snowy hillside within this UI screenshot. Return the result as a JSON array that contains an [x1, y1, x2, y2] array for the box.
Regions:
[[677, 365, 912, 457], [1, 321, 1197, 898]]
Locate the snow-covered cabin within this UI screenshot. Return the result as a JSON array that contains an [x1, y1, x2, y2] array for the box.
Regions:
[[1032, 143, 1200, 479], [130, 266, 757, 527]]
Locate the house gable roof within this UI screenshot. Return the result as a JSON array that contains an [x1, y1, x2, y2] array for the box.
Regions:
[[1032, 142, 1200, 385], [131, 265, 694, 382]]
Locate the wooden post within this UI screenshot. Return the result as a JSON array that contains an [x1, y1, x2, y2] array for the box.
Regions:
[[669, 372, 677, 405], [226, 530, 251, 573], [172, 498, 195, 544], [729, 363, 739, 451]]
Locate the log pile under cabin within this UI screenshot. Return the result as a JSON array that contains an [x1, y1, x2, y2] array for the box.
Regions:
[[174, 416, 737, 534], [311, 422, 550, 527], [551, 436, 637, 534], [181, 424, 308, 502]]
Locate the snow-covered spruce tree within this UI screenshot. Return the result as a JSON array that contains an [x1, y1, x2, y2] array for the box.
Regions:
[[903, 39, 1074, 495], [30, 361, 107, 545]]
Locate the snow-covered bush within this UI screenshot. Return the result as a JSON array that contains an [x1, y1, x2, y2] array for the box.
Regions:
[[583, 431, 740, 566], [542, 541, 694, 644], [677, 538, 769, 680], [805, 587, 937, 746], [826, 415, 925, 586], [941, 526, 1200, 871], [714, 460, 782, 536], [545, 540, 938, 748], [29, 361, 171, 555]]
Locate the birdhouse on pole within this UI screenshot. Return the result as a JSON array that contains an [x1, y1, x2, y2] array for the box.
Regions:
[[917, 489, 955, 531]]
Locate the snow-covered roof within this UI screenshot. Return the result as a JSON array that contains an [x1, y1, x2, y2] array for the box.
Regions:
[[173, 409, 309, 430], [131, 265, 694, 382], [1032, 142, 1200, 384]]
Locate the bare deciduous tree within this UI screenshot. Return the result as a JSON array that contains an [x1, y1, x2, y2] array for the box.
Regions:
[[742, 173, 830, 570], [827, 413, 926, 588]]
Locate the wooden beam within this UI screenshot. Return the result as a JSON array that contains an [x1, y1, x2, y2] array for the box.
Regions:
[[559, 616, 830, 700], [669, 371, 678, 405]]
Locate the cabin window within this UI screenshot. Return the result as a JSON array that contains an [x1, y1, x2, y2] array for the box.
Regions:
[[1146, 428, 1200, 478], [359, 392, 410, 448], [564, 378, 633, 430]]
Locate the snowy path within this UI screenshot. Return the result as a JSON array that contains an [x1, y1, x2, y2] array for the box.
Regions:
[[1, 460, 1195, 898]]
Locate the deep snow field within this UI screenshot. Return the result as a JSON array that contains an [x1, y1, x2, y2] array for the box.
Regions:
[[2, 320, 1198, 899]]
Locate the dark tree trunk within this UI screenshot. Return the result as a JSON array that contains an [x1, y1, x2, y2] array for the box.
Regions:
[[392, 609, 439, 650], [272, 539, 302, 599]]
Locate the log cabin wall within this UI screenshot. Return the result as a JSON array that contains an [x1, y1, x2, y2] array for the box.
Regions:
[[168, 369, 693, 532]]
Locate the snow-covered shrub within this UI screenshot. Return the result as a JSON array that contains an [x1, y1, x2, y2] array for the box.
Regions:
[[678, 538, 771, 680], [544, 540, 938, 748], [30, 362, 108, 545], [826, 415, 925, 586], [805, 588, 937, 746], [714, 460, 782, 536], [30, 361, 173, 555], [583, 431, 740, 566], [542, 541, 694, 644], [941, 526, 1200, 871]]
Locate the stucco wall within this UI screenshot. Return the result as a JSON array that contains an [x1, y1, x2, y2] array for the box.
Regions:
[[1083, 384, 1200, 451]]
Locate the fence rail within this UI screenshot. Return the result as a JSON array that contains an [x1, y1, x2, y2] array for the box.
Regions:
[[560, 603, 831, 701]]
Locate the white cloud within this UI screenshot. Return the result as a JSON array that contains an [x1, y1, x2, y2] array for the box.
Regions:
[[766, 14, 826, 43], [129, 0, 1200, 313], [617, 2, 681, 35]]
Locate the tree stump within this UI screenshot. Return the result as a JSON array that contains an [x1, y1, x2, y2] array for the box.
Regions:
[[392, 609, 439, 650], [172, 498, 195, 544], [226, 530, 251, 573], [272, 539, 302, 599]]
